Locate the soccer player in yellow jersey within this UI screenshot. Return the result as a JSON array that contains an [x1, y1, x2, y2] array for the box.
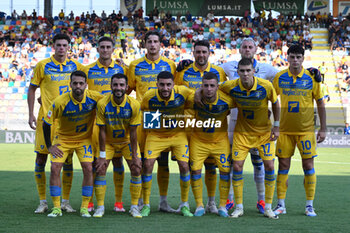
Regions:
[[84, 36, 128, 213], [93, 73, 142, 218], [186, 72, 234, 217], [140, 71, 193, 217], [43, 71, 103, 217], [175, 40, 227, 214], [128, 31, 177, 212], [27, 34, 84, 214], [218, 58, 280, 219], [272, 45, 326, 217]]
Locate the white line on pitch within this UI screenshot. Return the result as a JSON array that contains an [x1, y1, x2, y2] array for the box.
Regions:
[[292, 159, 350, 165]]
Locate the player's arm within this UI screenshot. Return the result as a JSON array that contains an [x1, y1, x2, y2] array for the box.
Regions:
[[27, 84, 38, 129], [316, 99, 326, 143], [96, 125, 108, 173], [43, 121, 63, 158], [129, 125, 141, 172], [270, 99, 280, 141]]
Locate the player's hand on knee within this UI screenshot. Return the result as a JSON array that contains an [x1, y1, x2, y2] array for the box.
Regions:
[[270, 126, 279, 141], [96, 158, 107, 173], [28, 114, 37, 130], [317, 129, 326, 143], [131, 157, 142, 173], [49, 144, 63, 158]]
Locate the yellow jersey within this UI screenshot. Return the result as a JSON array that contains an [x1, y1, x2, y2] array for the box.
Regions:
[[44, 90, 103, 142], [141, 85, 193, 137], [175, 62, 227, 90], [128, 56, 176, 101], [186, 90, 235, 142], [96, 94, 141, 144], [220, 77, 278, 135], [30, 56, 84, 118], [273, 68, 323, 134], [84, 59, 128, 94]]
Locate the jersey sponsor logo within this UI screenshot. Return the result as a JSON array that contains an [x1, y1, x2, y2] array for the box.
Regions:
[[76, 123, 87, 133], [94, 79, 110, 86], [282, 89, 308, 96], [141, 76, 157, 82], [288, 101, 299, 113], [243, 110, 254, 119], [143, 110, 162, 129]]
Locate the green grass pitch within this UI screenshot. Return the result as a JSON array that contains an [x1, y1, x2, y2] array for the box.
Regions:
[[0, 144, 349, 233]]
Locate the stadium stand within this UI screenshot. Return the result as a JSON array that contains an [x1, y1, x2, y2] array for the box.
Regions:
[[0, 9, 349, 130]]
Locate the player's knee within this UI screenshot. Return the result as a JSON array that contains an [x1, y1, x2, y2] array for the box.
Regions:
[[302, 158, 314, 170], [36, 153, 48, 165], [81, 163, 93, 174], [278, 158, 291, 170], [50, 163, 62, 177], [143, 159, 155, 174], [263, 161, 274, 171], [233, 162, 243, 172], [130, 168, 141, 177], [178, 161, 189, 174], [191, 169, 201, 175]]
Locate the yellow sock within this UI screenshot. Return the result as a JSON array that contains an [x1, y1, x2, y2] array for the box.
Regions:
[[180, 172, 191, 203], [264, 170, 276, 204], [62, 159, 73, 200], [94, 175, 106, 206], [191, 174, 203, 207], [81, 186, 93, 209], [219, 174, 230, 208], [142, 174, 152, 205], [50, 186, 61, 208], [113, 165, 124, 203], [232, 170, 244, 205], [277, 169, 289, 200], [304, 168, 316, 200], [130, 175, 142, 206], [157, 164, 169, 196], [89, 171, 96, 204], [204, 163, 217, 198], [35, 163, 46, 200]]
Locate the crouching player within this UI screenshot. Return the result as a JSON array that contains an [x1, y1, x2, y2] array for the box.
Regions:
[[93, 73, 142, 218], [43, 71, 103, 217], [187, 72, 234, 217]]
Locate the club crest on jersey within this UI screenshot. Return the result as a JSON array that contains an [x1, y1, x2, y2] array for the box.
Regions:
[[123, 109, 131, 118], [148, 150, 152, 155]]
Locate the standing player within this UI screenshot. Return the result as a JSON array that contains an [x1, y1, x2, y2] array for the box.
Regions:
[[220, 37, 279, 213], [43, 71, 102, 217], [140, 71, 193, 217], [215, 58, 280, 219], [93, 73, 142, 218], [272, 45, 326, 217], [28, 33, 83, 213], [84, 36, 128, 212], [175, 40, 227, 214], [187, 72, 233, 217], [127, 31, 176, 212]]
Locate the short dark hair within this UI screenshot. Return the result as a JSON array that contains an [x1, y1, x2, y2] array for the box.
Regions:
[[111, 73, 128, 84], [70, 70, 87, 82], [238, 58, 253, 68], [157, 71, 174, 81], [194, 40, 210, 50], [145, 30, 161, 42], [287, 44, 305, 55], [53, 33, 70, 44], [202, 72, 218, 83], [98, 36, 114, 46]]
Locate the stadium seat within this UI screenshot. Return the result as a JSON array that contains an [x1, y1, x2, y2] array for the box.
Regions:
[[54, 16, 59, 21], [16, 20, 21, 25], [3, 25, 9, 30], [26, 20, 32, 26], [10, 20, 16, 25], [6, 16, 11, 20], [22, 94, 27, 100], [0, 94, 4, 100], [5, 20, 11, 25], [8, 81, 14, 87]]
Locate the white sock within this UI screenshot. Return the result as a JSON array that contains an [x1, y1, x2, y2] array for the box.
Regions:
[[265, 203, 271, 209], [278, 199, 285, 207], [131, 205, 138, 209], [208, 196, 215, 202], [160, 195, 167, 202], [40, 200, 47, 204], [62, 199, 69, 203], [236, 204, 243, 209], [180, 202, 189, 208], [97, 205, 105, 210], [306, 200, 313, 207]]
